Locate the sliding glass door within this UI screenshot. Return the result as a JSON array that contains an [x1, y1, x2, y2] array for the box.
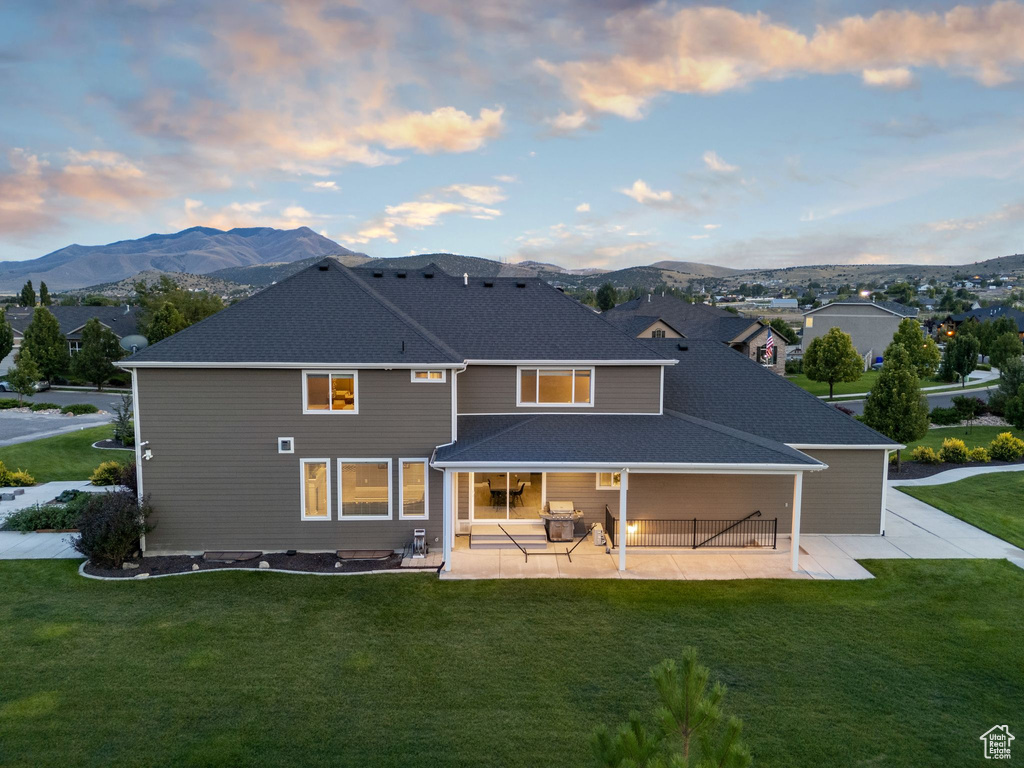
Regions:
[[471, 472, 543, 521]]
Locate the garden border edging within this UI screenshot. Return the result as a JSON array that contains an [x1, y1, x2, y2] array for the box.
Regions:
[[77, 559, 440, 580]]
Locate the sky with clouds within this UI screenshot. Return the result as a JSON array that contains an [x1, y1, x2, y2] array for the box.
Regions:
[[2, 0, 1024, 271]]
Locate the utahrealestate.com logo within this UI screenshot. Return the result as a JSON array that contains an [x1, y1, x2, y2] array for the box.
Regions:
[[980, 725, 1014, 760]]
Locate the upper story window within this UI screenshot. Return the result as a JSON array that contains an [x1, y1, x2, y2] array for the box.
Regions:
[[411, 370, 446, 383], [651, 328, 666, 338], [805, 317, 814, 328], [597, 472, 621, 490], [518, 367, 593, 407], [304, 371, 357, 414]]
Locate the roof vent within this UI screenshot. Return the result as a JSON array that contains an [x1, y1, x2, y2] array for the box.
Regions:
[[397, 271, 407, 278], [318, 264, 329, 271], [463, 272, 468, 286], [483, 280, 494, 288], [516, 281, 526, 288], [677, 343, 688, 351], [373, 270, 383, 278], [424, 271, 434, 279]]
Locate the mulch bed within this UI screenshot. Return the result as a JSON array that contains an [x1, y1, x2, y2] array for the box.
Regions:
[[93, 439, 132, 450], [889, 458, 1024, 480], [82, 551, 436, 579]]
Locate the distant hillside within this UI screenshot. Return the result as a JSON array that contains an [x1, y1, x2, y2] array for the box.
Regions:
[[67, 270, 250, 299], [362, 253, 537, 278], [650, 260, 742, 279], [0, 226, 362, 290], [208, 252, 371, 286]]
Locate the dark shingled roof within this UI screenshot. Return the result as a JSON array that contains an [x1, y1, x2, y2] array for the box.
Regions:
[[605, 315, 685, 338], [603, 294, 762, 342], [6, 305, 140, 339], [951, 304, 1024, 332], [642, 338, 898, 446], [125, 258, 462, 365], [435, 413, 822, 467], [807, 297, 919, 318], [355, 265, 667, 361]]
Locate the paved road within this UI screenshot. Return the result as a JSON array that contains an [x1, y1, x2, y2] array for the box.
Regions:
[[838, 386, 995, 415], [0, 389, 127, 412], [0, 412, 111, 446]]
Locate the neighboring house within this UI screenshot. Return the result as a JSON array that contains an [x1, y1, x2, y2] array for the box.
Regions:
[[120, 258, 899, 576], [939, 304, 1024, 340], [801, 297, 917, 362], [602, 294, 787, 374], [2, 305, 140, 373]]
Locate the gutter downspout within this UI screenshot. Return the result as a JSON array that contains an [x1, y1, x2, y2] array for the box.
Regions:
[[428, 364, 466, 574]]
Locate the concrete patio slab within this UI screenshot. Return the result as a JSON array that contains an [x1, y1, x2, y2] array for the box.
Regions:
[[0, 531, 81, 559], [670, 554, 748, 580], [557, 553, 620, 579], [734, 553, 811, 579], [499, 551, 560, 578], [827, 535, 911, 559], [618, 554, 685, 580]]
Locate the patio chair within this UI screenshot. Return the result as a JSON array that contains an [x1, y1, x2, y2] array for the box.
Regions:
[[508, 481, 526, 507]]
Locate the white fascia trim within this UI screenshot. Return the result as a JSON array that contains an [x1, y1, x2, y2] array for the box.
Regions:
[[460, 411, 662, 416], [119, 361, 465, 369], [787, 443, 904, 450], [430, 461, 826, 473], [802, 302, 910, 318], [464, 359, 678, 366], [398, 458, 430, 521], [337, 458, 393, 521]]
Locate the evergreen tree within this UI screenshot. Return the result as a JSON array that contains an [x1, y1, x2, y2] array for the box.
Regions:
[[989, 332, 1024, 372], [804, 327, 862, 399], [887, 317, 940, 378], [596, 282, 617, 312], [148, 302, 188, 343], [862, 343, 930, 450], [7, 349, 40, 404], [940, 333, 980, 387], [20, 306, 70, 381], [0, 308, 14, 363], [767, 318, 796, 344], [39, 281, 51, 306], [19, 280, 35, 307], [70, 317, 124, 390]]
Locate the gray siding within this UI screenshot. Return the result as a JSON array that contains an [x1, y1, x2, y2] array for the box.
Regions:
[[457, 365, 661, 414], [137, 368, 451, 554], [546, 473, 621, 526], [800, 449, 884, 534], [802, 305, 902, 359]]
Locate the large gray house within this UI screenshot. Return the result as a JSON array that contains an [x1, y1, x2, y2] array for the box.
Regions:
[[801, 297, 918, 362], [121, 258, 899, 575]]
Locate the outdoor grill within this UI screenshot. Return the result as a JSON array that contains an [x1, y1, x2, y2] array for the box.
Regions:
[[540, 501, 583, 542]]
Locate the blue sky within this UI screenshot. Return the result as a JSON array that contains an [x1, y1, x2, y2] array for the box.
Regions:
[[1, 0, 1023, 270]]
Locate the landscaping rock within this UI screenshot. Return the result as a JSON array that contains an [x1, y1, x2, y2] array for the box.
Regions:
[[13, 489, 24, 496], [258, 560, 270, 569], [335, 561, 342, 568], [192, 564, 200, 571], [134, 573, 149, 579], [121, 562, 139, 570]]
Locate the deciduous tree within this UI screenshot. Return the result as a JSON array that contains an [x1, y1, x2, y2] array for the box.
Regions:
[[135, 275, 223, 339], [6, 349, 40, 404], [887, 317, 940, 378], [20, 306, 69, 381], [0, 309, 14, 363], [19, 280, 35, 307], [804, 327, 862, 399], [148, 302, 188, 343], [940, 333, 980, 387], [989, 332, 1024, 372], [39, 281, 51, 306]]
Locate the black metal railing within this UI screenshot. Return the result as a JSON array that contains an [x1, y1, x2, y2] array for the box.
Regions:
[[604, 506, 776, 550]]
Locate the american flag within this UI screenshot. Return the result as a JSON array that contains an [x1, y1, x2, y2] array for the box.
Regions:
[[764, 329, 774, 364]]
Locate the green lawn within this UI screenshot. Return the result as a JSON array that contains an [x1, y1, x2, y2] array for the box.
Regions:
[[0, 560, 1021, 767], [0, 425, 131, 482], [903, 425, 1024, 454], [900, 474, 1024, 549], [787, 371, 994, 399]]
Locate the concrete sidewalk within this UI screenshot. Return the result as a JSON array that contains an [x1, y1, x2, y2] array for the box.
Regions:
[[0, 481, 116, 560], [890, 464, 1024, 487]]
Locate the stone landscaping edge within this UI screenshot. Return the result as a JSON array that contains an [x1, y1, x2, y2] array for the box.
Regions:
[[77, 559, 440, 581]]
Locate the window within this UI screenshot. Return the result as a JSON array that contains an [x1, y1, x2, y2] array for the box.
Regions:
[[300, 459, 330, 520], [651, 328, 666, 338], [518, 367, 593, 406], [278, 437, 294, 454], [338, 459, 392, 519], [399, 459, 428, 519], [596, 472, 621, 490], [805, 317, 814, 328], [303, 371, 357, 413], [757, 346, 778, 365], [411, 370, 446, 383]]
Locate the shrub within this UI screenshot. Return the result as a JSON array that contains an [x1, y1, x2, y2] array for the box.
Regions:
[[951, 395, 987, 419], [60, 403, 99, 415], [989, 432, 1024, 461], [938, 437, 968, 463], [976, 362, 992, 371], [115, 460, 138, 495], [785, 358, 804, 375], [90, 460, 125, 486], [968, 447, 991, 463], [987, 390, 1007, 416], [111, 393, 134, 447], [28, 402, 61, 411], [0, 460, 34, 487], [911, 446, 940, 464], [72, 490, 153, 568], [0, 398, 21, 409], [2, 503, 80, 532], [929, 406, 961, 426]]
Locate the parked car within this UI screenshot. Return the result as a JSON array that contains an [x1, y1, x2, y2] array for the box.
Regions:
[[0, 379, 50, 393]]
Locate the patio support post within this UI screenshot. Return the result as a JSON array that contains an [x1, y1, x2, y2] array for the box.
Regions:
[[443, 469, 453, 572], [790, 472, 803, 572], [879, 450, 890, 535], [618, 470, 628, 572]]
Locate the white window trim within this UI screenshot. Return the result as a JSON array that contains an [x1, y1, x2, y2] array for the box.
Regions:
[[302, 370, 359, 414], [596, 471, 621, 490], [278, 437, 295, 454], [398, 458, 430, 520], [410, 369, 447, 383], [515, 366, 595, 408], [337, 458, 393, 521], [300, 458, 331, 521]]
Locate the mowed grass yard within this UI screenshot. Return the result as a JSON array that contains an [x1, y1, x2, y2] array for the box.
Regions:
[[0, 425, 130, 482], [1, 560, 1022, 768], [901, 473, 1024, 549], [903, 425, 1024, 454]]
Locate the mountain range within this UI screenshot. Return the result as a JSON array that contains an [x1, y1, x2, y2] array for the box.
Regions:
[[4, 226, 1024, 296]]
